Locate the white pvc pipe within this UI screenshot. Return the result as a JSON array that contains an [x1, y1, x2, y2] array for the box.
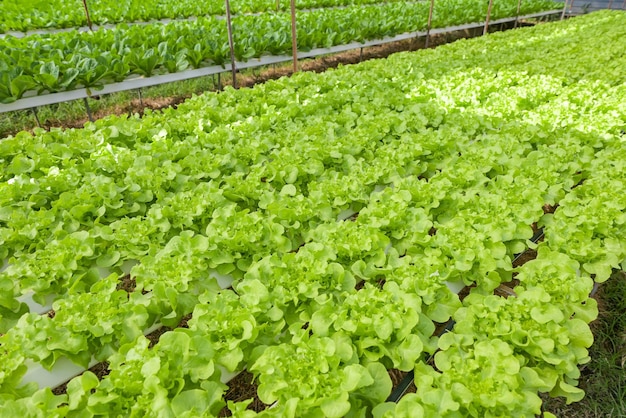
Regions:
[[21, 356, 99, 388], [16, 292, 56, 315], [444, 280, 466, 294], [209, 269, 235, 289], [336, 208, 358, 221], [17, 268, 237, 389], [120, 259, 139, 275], [219, 367, 241, 384]]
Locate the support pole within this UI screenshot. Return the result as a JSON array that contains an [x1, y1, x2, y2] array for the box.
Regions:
[[514, 0, 523, 28], [81, 0, 93, 31], [224, 0, 237, 89], [290, 0, 298, 73], [137, 89, 144, 109], [608, 0, 613, 8], [31, 107, 42, 128], [483, 0, 494, 35], [561, 0, 570, 19], [425, 0, 435, 48], [83, 98, 94, 122], [359, 47, 363, 62]]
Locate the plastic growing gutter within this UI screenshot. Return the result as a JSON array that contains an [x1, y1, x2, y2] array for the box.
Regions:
[[4, 259, 139, 316], [387, 227, 547, 403], [20, 321, 243, 387], [0, 1, 426, 40], [0, 10, 561, 114], [17, 268, 235, 390]]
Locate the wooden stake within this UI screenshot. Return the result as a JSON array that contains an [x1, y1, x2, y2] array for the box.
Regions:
[[483, 0, 494, 35], [608, 0, 613, 8], [514, 0, 523, 28], [225, 0, 237, 88], [561, 0, 570, 19], [81, 0, 93, 31], [424, 0, 435, 48], [290, 0, 298, 73], [425, 0, 435, 48]]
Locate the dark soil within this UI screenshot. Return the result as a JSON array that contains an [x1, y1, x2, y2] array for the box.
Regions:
[[52, 361, 110, 395], [146, 324, 172, 349], [219, 371, 269, 416], [116, 274, 137, 293], [512, 248, 538, 268]]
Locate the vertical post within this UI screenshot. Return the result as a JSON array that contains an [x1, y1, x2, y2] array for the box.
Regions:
[[217, 73, 222, 91], [607, 0, 613, 8], [560, 0, 569, 19], [224, 0, 237, 88], [31, 107, 42, 128], [83, 98, 94, 122], [290, 0, 298, 73], [483, 0, 494, 35], [514, 0, 522, 28], [425, 0, 435, 48], [359, 47, 363, 62], [137, 89, 144, 109], [81, 0, 93, 31]]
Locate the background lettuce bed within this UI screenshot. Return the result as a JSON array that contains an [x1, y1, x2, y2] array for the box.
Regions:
[[0, 0, 411, 33], [0, 0, 557, 103]]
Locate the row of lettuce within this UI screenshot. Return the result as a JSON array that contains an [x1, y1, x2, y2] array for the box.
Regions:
[[0, 11, 625, 417], [376, 148, 626, 417], [0, 0, 558, 104], [0, 0, 411, 33]]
